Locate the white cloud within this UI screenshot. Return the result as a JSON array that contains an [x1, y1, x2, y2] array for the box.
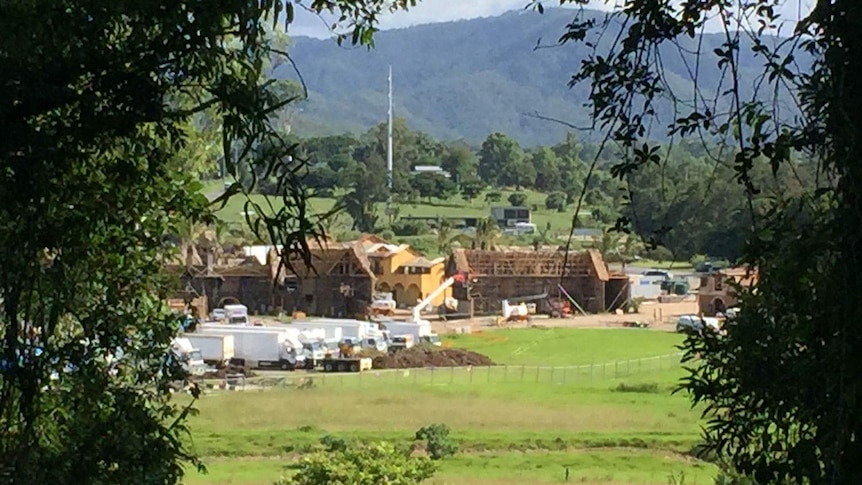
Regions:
[[289, 0, 542, 39], [377, 0, 529, 30], [287, 0, 815, 39]]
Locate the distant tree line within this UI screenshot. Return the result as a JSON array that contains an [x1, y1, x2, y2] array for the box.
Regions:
[[248, 121, 817, 262]]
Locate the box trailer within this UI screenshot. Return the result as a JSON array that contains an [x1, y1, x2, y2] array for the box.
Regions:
[[287, 321, 347, 341], [196, 328, 303, 371], [185, 333, 234, 367], [289, 318, 383, 340]]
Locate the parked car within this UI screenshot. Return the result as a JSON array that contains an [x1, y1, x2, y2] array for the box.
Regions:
[[644, 269, 673, 280], [210, 308, 226, 322], [676, 315, 720, 333], [695, 261, 726, 273]]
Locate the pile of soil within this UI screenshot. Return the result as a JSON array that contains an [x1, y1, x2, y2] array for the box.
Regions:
[[370, 346, 495, 369]]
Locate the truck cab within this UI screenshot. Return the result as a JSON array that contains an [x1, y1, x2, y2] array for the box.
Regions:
[[171, 338, 207, 377], [341, 337, 387, 354], [388, 334, 415, 353], [223, 304, 249, 325], [301, 340, 327, 367]]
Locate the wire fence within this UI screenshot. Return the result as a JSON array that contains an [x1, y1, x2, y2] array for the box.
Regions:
[[199, 353, 684, 391]]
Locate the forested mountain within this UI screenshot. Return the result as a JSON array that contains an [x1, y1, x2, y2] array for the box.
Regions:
[[278, 8, 798, 146]]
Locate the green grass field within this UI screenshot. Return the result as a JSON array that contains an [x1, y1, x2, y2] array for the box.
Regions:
[[213, 187, 582, 237], [182, 328, 711, 485], [444, 328, 684, 366]]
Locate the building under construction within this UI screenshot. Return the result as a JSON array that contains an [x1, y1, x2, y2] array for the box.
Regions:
[[445, 248, 630, 316]]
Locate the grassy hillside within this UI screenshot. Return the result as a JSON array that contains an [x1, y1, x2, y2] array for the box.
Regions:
[[215, 187, 589, 241]]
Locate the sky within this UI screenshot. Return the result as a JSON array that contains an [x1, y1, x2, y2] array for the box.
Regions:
[[287, 0, 815, 39]]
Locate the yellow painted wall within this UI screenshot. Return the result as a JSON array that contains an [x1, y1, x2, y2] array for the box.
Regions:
[[373, 249, 450, 308]]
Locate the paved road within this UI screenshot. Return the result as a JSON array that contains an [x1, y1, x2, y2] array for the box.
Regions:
[[609, 265, 697, 278]]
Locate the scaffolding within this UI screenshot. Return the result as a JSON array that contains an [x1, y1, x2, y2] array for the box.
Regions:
[[448, 249, 610, 315], [453, 249, 598, 278]]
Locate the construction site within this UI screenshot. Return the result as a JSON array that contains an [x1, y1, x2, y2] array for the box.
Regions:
[[445, 248, 630, 317]]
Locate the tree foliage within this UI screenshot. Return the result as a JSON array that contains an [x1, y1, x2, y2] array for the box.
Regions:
[[478, 133, 525, 186], [441, 144, 478, 184], [293, 121, 789, 260], [539, 0, 862, 481], [410, 173, 457, 203], [0, 0, 405, 482], [278, 441, 436, 485]]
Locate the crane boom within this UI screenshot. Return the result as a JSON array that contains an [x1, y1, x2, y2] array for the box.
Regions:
[[412, 277, 456, 322]]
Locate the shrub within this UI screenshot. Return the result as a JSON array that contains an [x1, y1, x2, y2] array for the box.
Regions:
[[320, 434, 348, 452], [507, 192, 527, 207], [642, 245, 674, 262], [414, 424, 458, 460], [590, 205, 618, 224], [379, 229, 396, 241], [628, 296, 645, 313], [484, 191, 502, 204], [689, 253, 708, 268], [545, 191, 567, 211], [391, 219, 430, 236], [278, 441, 436, 485]]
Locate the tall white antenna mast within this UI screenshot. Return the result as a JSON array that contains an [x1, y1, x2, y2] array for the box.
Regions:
[[386, 65, 393, 217]]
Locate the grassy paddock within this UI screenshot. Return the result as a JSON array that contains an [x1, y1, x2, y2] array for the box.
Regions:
[[182, 329, 705, 485], [188, 449, 717, 485], [443, 328, 684, 366]]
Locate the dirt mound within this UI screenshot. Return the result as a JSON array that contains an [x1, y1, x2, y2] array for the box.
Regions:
[[371, 346, 495, 369]]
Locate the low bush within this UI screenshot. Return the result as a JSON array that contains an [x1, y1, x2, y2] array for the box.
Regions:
[[414, 424, 458, 460], [612, 382, 661, 394]]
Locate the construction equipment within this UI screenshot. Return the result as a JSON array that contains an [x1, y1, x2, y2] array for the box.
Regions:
[[557, 285, 587, 316], [369, 292, 396, 316], [379, 320, 441, 347], [502, 300, 531, 323], [501, 293, 573, 319], [319, 342, 372, 373], [411, 277, 456, 322]]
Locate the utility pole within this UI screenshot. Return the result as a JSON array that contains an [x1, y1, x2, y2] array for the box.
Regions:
[[386, 65, 394, 221]]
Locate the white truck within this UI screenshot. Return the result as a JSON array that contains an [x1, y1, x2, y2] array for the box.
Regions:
[[223, 304, 249, 325], [170, 337, 208, 377], [380, 320, 441, 347], [185, 333, 234, 367], [289, 319, 388, 353], [286, 321, 344, 341], [196, 327, 304, 371]]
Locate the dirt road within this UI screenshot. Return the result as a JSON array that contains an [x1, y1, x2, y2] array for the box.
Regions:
[[245, 298, 698, 334], [431, 298, 698, 334]]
